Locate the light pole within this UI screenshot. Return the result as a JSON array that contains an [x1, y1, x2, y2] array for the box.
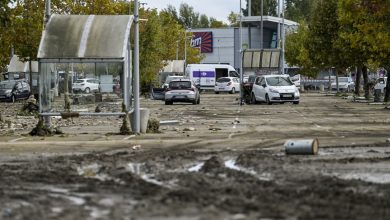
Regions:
[[133, 0, 140, 134], [217, 39, 220, 64]]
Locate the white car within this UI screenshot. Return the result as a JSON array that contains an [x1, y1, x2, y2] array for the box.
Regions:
[[251, 75, 300, 105], [214, 77, 240, 94], [72, 78, 100, 93], [165, 79, 200, 105], [374, 77, 387, 94], [331, 77, 355, 92]]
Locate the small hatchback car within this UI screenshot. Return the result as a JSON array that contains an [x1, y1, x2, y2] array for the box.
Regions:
[[164, 79, 200, 105], [214, 77, 240, 94], [72, 78, 100, 93]]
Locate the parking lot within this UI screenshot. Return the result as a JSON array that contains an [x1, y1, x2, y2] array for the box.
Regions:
[[0, 92, 390, 219]]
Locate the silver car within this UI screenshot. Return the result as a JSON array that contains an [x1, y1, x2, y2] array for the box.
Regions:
[[164, 79, 200, 105]]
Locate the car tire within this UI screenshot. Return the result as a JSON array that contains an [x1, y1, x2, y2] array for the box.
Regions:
[[85, 87, 90, 93], [230, 87, 236, 94], [251, 93, 257, 104], [293, 101, 300, 105], [165, 101, 172, 105], [215, 91, 219, 94], [196, 97, 200, 104], [266, 94, 272, 105]]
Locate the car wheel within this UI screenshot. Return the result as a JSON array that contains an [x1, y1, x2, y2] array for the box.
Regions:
[[293, 101, 300, 105], [266, 94, 272, 105], [215, 91, 219, 94], [230, 87, 236, 94], [251, 93, 257, 104], [196, 97, 200, 104], [165, 101, 172, 105], [84, 87, 90, 93]]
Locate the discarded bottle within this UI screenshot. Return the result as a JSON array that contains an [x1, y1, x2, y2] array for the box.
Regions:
[[284, 139, 319, 155]]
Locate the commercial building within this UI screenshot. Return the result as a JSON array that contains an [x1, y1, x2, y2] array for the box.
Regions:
[[189, 16, 298, 74]]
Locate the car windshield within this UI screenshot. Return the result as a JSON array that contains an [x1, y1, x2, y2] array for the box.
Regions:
[[266, 77, 293, 86], [0, 83, 14, 89], [217, 78, 231, 83], [75, 80, 85, 83], [169, 81, 192, 89]]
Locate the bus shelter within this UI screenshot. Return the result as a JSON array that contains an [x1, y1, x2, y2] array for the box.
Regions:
[[37, 14, 133, 125]]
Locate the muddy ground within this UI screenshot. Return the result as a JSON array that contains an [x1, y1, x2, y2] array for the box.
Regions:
[[0, 92, 390, 220]]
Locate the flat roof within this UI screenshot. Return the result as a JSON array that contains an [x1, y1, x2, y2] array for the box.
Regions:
[[38, 14, 133, 61]]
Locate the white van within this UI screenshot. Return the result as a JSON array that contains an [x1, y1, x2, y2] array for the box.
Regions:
[[185, 64, 239, 90]]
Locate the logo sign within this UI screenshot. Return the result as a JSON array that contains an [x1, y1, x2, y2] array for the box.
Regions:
[[192, 71, 215, 78], [190, 32, 213, 53]]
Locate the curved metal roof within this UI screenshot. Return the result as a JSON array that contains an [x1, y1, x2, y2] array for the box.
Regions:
[[38, 14, 133, 60]]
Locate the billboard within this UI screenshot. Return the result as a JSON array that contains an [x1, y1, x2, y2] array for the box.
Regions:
[[190, 32, 213, 53]]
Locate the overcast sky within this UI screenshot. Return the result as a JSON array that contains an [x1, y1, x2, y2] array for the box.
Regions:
[[141, 0, 245, 23]]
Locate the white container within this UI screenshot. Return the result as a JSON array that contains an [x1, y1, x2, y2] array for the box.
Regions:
[[284, 139, 319, 155]]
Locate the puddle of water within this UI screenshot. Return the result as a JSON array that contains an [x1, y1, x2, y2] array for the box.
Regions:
[[86, 206, 110, 219], [224, 159, 273, 181], [328, 173, 390, 184], [188, 162, 204, 172]]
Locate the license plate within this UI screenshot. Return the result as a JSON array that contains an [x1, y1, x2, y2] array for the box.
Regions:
[[176, 95, 184, 98], [283, 94, 292, 98]]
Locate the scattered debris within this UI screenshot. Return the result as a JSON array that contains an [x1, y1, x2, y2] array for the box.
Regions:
[[120, 113, 132, 135], [132, 145, 141, 150], [285, 139, 319, 155], [200, 156, 224, 173], [183, 127, 196, 131], [147, 118, 160, 133]]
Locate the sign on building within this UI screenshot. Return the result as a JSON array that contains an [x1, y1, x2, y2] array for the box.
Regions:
[[190, 32, 213, 53]]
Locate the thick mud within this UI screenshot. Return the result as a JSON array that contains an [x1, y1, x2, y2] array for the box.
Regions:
[[1, 93, 390, 219]]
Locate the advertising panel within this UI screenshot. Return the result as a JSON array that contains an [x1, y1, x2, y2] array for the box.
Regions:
[[190, 32, 213, 53]]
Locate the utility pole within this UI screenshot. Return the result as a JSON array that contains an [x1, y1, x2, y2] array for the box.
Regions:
[[260, 0, 263, 49], [133, 0, 140, 134]]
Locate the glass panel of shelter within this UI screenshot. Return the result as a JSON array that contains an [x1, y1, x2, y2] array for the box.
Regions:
[[40, 62, 124, 114]]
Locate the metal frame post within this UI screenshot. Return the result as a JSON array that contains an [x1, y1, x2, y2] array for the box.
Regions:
[[133, 0, 140, 134]]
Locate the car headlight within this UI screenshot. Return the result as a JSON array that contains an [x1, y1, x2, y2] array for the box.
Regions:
[[269, 88, 279, 93], [295, 88, 300, 97]]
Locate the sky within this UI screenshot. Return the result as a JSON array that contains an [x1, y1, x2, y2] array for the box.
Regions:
[[141, 0, 246, 24]]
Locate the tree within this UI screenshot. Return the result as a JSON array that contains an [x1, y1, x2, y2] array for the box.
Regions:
[[227, 11, 240, 27], [179, 3, 199, 28], [0, 0, 13, 73], [209, 18, 225, 28], [243, 0, 277, 16], [199, 14, 209, 28], [338, 0, 385, 98], [285, 0, 318, 22], [285, 21, 318, 77]]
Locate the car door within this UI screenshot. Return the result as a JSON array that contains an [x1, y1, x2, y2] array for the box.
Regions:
[[233, 78, 240, 91], [21, 82, 30, 99], [252, 77, 264, 101], [258, 78, 267, 101]]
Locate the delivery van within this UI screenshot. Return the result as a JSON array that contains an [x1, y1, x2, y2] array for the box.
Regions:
[[185, 64, 239, 90]]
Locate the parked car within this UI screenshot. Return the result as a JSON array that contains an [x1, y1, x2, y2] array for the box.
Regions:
[[251, 75, 300, 105], [374, 77, 387, 94], [72, 78, 100, 93], [0, 80, 31, 102], [214, 77, 240, 94], [331, 76, 355, 92], [165, 79, 200, 105]]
